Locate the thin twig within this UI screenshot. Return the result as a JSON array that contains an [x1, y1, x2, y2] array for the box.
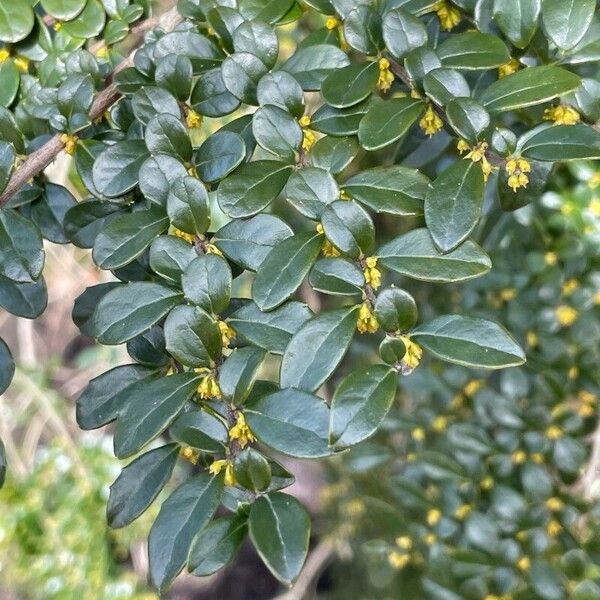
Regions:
[[0, 6, 182, 207]]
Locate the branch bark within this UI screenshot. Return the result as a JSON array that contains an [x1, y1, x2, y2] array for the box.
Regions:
[[0, 5, 182, 207]]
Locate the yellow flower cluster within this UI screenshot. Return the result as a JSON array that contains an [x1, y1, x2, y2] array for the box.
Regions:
[[435, 1, 461, 30], [544, 251, 557, 266], [511, 450, 526, 464], [427, 508, 441, 526], [96, 45, 109, 59], [505, 157, 531, 192], [195, 368, 222, 399], [325, 16, 339, 30], [14, 56, 29, 72], [578, 390, 597, 417], [229, 412, 255, 448], [498, 58, 519, 78], [0, 48, 10, 62], [186, 109, 203, 129], [60, 133, 79, 156], [555, 304, 578, 327], [316, 222, 340, 257], [465, 141, 494, 181], [356, 302, 379, 334], [399, 335, 423, 373], [546, 425, 563, 440], [517, 556, 531, 572], [299, 115, 317, 152], [590, 172, 600, 188], [419, 105, 443, 137], [561, 278, 579, 296], [173, 228, 195, 243], [543, 104, 580, 125], [206, 243, 223, 256], [218, 321, 236, 348], [363, 256, 381, 289], [388, 550, 410, 569], [454, 504, 472, 520], [180, 446, 199, 464], [547, 519, 562, 536], [431, 416, 447, 432], [377, 58, 395, 92], [209, 459, 236, 486], [456, 138, 470, 154], [546, 497, 563, 512]]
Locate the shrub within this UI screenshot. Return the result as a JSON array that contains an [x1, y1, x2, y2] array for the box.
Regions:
[[0, 0, 598, 594]]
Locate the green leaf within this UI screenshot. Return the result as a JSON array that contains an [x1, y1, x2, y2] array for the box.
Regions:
[[91, 282, 183, 345], [479, 66, 581, 112], [218, 347, 265, 406], [132, 87, 181, 125], [492, 0, 540, 48], [155, 55, 193, 102], [233, 20, 279, 68], [72, 282, 120, 337], [107, 443, 179, 528], [280, 306, 359, 391], [0, 141, 15, 196], [249, 493, 310, 585], [343, 6, 383, 55], [358, 97, 424, 151], [309, 136, 359, 174], [377, 228, 492, 282], [0, 274, 47, 318], [343, 165, 428, 216], [411, 315, 526, 368], [41, 0, 85, 19], [0, 337, 14, 395], [446, 98, 490, 142], [329, 365, 397, 450], [311, 98, 372, 136], [164, 305, 222, 367], [238, 0, 295, 23], [127, 327, 169, 368], [374, 288, 418, 332], [309, 257, 364, 296], [321, 200, 374, 258], [212, 214, 293, 271], [170, 409, 228, 453], [30, 183, 77, 245], [285, 167, 340, 219], [0, 209, 44, 283], [227, 301, 313, 354], [383, 7, 428, 59], [149, 235, 197, 284], [182, 254, 231, 314], [114, 372, 201, 458], [0, 59, 19, 108], [139, 155, 188, 207], [189, 515, 247, 576], [191, 67, 241, 117], [92, 140, 150, 198], [0, 3, 34, 42], [520, 124, 600, 160], [321, 62, 378, 109], [217, 160, 292, 218], [246, 388, 331, 457], [145, 114, 192, 161], [193, 131, 245, 183], [167, 175, 210, 235], [154, 30, 223, 74], [542, 0, 595, 50], [253, 231, 322, 310], [282, 44, 350, 90], [92, 207, 169, 269], [422, 67, 470, 107], [234, 447, 272, 493], [437, 32, 510, 70], [76, 364, 156, 430], [222, 52, 267, 105], [252, 104, 302, 161], [425, 159, 485, 252], [257, 71, 305, 117], [149, 473, 224, 593]]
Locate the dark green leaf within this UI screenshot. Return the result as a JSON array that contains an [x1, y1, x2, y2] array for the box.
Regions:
[[521, 124, 600, 160], [438, 32, 510, 70], [309, 257, 364, 296], [383, 7, 428, 59], [321, 200, 375, 258], [167, 175, 210, 234], [0, 209, 44, 283], [284, 166, 339, 219], [0, 337, 14, 395], [282, 44, 350, 90], [492, 0, 540, 48], [145, 114, 192, 161], [542, 0, 595, 50], [170, 409, 228, 453], [193, 131, 245, 183], [218, 347, 265, 406], [0, 274, 47, 318], [252, 104, 302, 161], [182, 254, 231, 314], [321, 62, 378, 109]]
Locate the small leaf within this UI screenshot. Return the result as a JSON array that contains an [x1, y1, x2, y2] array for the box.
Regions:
[[542, 0, 595, 50], [521, 124, 600, 160], [437, 31, 510, 70], [0, 209, 44, 283], [383, 7, 428, 59], [321, 62, 378, 108], [182, 254, 232, 314], [218, 347, 265, 406], [0, 337, 14, 395]]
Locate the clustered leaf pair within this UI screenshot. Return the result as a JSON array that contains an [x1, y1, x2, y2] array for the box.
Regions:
[[0, 0, 598, 594]]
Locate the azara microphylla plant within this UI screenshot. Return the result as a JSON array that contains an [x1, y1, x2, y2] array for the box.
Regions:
[[0, 0, 599, 594]]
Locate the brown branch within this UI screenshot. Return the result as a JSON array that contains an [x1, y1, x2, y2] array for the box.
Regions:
[[0, 6, 182, 207]]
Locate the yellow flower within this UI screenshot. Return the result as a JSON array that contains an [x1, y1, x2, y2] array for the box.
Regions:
[[531, 453, 544, 464], [555, 305, 578, 327], [588, 198, 600, 215], [419, 104, 443, 137], [229, 412, 256, 448], [562, 279, 579, 296], [218, 321, 236, 348], [186, 109, 203, 129], [435, 1, 461, 30], [412, 427, 425, 442], [431, 416, 448, 432], [546, 497, 563, 512], [325, 16, 340, 30], [343, 499, 365, 517], [14, 56, 29, 72], [517, 556, 531, 572], [456, 138, 470, 154], [0, 48, 10, 62], [498, 58, 520, 78], [388, 550, 410, 569], [377, 57, 395, 92], [356, 302, 379, 334], [363, 256, 382, 289], [180, 446, 199, 464], [424, 533, 437, 546], [399, 336, 423, 374], [578, 390, 597, 405], [543, 104, 580, 125], [209, 459, 236, 486], [195, 368, 222, 400], [464, 380, 483, 396], [561, 201, 574, 216], [206, 243, 222, 256], [60, 133, 79, 156], [299, 115, 317, 152], [465, 141, 495, 181], [568, 366, 578, 380], [96, 45, 109, 59], [527, 331, 538, 347], [54, 21, 63, 31], [547, 519, 562, 537], [505, 157, 531, 192], [589, 172, 600, 188], [594, 291, 600, 305], [396, 536, 412, 550], [500, 288, 516, 301], [173, 228, 195, 243], [546, 425, 563, 440], [544, 251, 557, 266], [511, 450, 526, 464], [454, 504, 472, 520], [480, 476, 494, 490], [339, 189, 351, 200], [427, 508, 441, 526], [579, 403, 595, 417]]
